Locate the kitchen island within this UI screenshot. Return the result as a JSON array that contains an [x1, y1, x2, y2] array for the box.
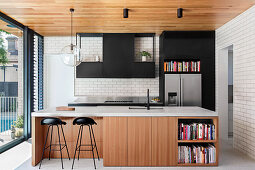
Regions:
[[32, 106, 218, 167]]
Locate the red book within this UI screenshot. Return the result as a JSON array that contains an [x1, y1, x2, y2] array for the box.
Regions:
[[202, 124, 204, 139], [186, 126, 188, 140], [180, 123, 183, 140], [207, 126, 209, 140], [183, 125, 186, 140]]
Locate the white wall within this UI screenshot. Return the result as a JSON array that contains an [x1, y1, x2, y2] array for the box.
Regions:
[[217, 47, 229, 140], [216, 5, 255, 159], [45, 54, 76, 108]]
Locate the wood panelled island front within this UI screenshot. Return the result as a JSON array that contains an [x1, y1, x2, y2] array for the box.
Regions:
[[32, 107, 218, 167]]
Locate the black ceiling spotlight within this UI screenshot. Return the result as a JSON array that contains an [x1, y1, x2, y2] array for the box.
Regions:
[[177, 8, 183, 18], [123, 8, 129, 18]]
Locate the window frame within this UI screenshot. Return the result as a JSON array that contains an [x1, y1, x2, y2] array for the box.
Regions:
[[0, 11, 42, 153]]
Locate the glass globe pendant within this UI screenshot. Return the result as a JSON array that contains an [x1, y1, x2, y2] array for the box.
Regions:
[[61, 44, 81, 66], [61, 8, 81, 67]]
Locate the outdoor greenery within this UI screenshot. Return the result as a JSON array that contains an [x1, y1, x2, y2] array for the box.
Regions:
[[0, 30, 9, 66], [14, 115, 24, 128], [139, 51, 152, 58]]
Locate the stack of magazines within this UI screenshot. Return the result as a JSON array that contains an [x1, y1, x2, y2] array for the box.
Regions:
[[178, 123, 215, 140], [178, 145, 216, 164]]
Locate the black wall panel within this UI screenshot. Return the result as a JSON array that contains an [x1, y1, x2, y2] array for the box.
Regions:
[[103, 33, 134, 78], [159, 31, 215, 111]]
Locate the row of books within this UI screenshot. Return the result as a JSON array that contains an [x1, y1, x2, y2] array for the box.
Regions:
[[178, 145, 216, 164], [164, 61, 200, 72], [178, 123, 215, 140]]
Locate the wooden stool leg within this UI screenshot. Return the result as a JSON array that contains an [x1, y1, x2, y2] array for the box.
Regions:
[[72, 125, 82, 169], [39, 125, 50, 169], [89, 125, 96, 169], [57, 125, 64, 169], [91, 125, 100, 161], [78, 125, 84, 160], [49, 125, 53, 160], [61, 124, 70, 160]]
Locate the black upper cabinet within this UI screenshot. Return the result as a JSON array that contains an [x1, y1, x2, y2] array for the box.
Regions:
[[103, 33, 134, 78], [76, 33, 155, 78], [76, 62, 103, 78]]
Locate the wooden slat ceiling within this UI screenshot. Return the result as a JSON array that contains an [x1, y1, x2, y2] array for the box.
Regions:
[[0, 0, 255, 36], [0, 19, 23, 37]]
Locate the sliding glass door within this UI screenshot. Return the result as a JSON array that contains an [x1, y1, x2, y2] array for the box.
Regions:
[[0, 18, 24, 150]]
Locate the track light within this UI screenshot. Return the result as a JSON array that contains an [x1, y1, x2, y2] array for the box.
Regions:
[[177, 8, 183, 18], [123, 8, 129, 18]]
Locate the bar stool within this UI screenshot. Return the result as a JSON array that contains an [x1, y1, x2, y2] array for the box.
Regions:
[[72, 117, 100, 169], [39, 117, 70, 169]]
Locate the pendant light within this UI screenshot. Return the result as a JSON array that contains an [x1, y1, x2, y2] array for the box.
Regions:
[[61, 8, 81, 67]]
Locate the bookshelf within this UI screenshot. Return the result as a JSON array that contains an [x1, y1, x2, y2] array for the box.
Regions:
[[178, 140, 217, 143], [177, 117, 219, 166], [164, 58, 201, 74], [177, 163, 218, 166]]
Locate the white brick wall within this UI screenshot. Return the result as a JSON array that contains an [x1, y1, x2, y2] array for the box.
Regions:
[[80, 37, 103, 62], [44, 36, 159, 97], [216, 5, 255, 159]]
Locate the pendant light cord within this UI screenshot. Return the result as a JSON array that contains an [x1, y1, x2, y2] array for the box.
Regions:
[[70, 8, 74, 50], [71, 9, 73, 45]]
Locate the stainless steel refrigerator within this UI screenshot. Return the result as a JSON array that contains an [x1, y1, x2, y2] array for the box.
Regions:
[[164, 74, 201, 106]]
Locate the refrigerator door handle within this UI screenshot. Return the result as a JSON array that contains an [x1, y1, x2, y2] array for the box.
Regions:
[[179, 75, 181, 106], [181, 77, 184, 106]]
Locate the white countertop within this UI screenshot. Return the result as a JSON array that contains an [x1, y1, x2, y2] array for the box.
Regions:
[[32, 106, 218, 117]]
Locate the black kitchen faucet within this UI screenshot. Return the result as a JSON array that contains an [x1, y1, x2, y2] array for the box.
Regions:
[[147, 89, 150, 110]]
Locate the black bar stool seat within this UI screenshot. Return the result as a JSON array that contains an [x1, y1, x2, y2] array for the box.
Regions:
[[41, 117, 67, 125], [39, 117, 70, 169], [73, 117, 97, 126], [72, 117, 100, 169]]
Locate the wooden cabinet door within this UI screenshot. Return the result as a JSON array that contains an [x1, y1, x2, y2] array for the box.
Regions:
[[103, 117, 128, 166], [152, 117, 177, 166], [127, 117, 152, 166]]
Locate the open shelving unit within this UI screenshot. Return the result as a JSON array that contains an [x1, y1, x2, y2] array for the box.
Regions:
[[177, 117, 219, 166], [178, 140, 217, 143], [177, 163, 218, 166], [164, 58, 201, 74]]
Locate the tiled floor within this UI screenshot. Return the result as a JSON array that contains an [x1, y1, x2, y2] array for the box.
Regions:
[[1, 138, 255, 170], [0, 130, 15, 147], [0, 139, 31, 170]]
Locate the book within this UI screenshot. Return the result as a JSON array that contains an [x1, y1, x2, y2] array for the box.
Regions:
[[178, 145, 216, 164], [164, 60, 201, 73], [178, 122, 215, 140]]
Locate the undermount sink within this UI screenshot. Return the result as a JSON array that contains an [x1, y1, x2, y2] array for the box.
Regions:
[[129, 106, 164, 110]]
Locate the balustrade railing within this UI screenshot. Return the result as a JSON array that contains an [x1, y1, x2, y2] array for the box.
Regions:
[[0, 97, 18, 135]]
